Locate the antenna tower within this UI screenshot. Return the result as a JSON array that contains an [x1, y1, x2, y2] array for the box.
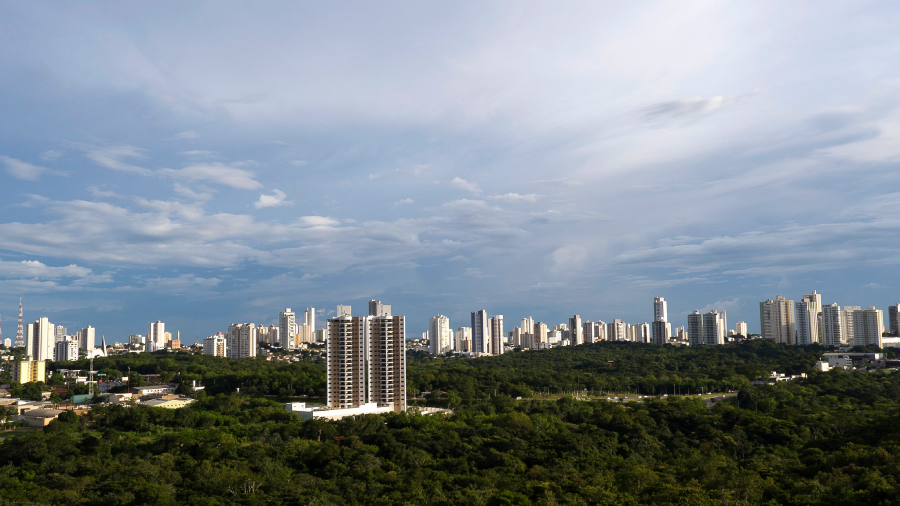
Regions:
[[15, 295, 24, 348]]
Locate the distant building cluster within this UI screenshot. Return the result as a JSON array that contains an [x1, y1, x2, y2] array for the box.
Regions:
[[201, 307, 321, 358]]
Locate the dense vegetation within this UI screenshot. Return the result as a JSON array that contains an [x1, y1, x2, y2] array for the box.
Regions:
[[3, 342, 900, 504]]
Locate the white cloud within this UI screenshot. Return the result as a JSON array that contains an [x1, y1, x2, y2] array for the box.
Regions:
[[450, 177, 481, 193], [640, 96, 741, 123], [159, 162, 263, 190], [179, 150, 219, 159], [290, 160, 308, 166], [254, 189, 291, 208], [0, 259, 93, 279], [489, 193, 539, 203], [698, 298, 742, 314], [88, 186, 124, 199], [175, 130, 200, 139], [370, 164, 431, 181], [1, 156, 49, 181], [39, 150, 62, 161], [173, 183, 214, 201], [394, 198, 414, 205], [83, 144, 153, 175]]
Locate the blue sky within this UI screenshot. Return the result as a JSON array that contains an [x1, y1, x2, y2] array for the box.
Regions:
[[1, 2, 900, 343]]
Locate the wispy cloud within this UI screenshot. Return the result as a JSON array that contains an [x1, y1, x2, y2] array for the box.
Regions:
[[159, 162, 263, 190], [175, 130, 200, 139], [83, 144, 153, 175], [449, 177, 481, 193], [489, 193, 539, 203], [1, 156, 50, 181], [394, 198, 414, 205], [370, 163, 431, 181]]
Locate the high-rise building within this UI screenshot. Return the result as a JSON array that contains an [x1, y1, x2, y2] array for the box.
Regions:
[[27, 317, 55, 361], [651, 320, 670, 345], [735, 321, 748, 337], [326, 305, 406, 413], [841, 306, 861, 344], [607, 319, 626, 341], [889, 303, 900, 336], [702, 310, 725, 345], [490, 316, 504, 355], [429, 315, 452, 354], [533, 322, 548, 349], [850, 307, 884, 348], [54, 339, 79, 362], [54, 325, 67, 342], [654, 297, 668, 323], [583, 321, 597, 343], [760, 296, 796, 344], [16, 295, 24, 348], [368, 300, 391, 317], [12, 357, 46, 384], [821, 303, 844, 346], [455, 326, 472, 352], [279, 309, 296, 350], [79, 326, 95, 354], [147, 321, 165, 352], [687, 311, 703, 346], [568, 315, 583, 345], [634, 322, 651, 344], [203, 333, 226, 357], [471, 310, 489, 354], [315, 328, 326, 342], [520, 317, 534, 335], [796, 290, 822, 346], [226, 323, 257, 359]]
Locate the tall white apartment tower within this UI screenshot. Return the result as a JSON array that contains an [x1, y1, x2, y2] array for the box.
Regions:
[[471, 310, 489, 354], [455, 326, 472, 352], [760, 296, 796, 344], [489, 315, 504, 355], [796, 290, 822, 346], [79, 326, 95, 354], [568, 315, 583, 345], [226, 323, 257, 359], [851, 307, 884, 348], [702, 310, 725, 345], [148, 321, 165, 351], [735, 321, 748, 337], [429, 315, 452, 354], [821, 303, 844, 346], [653, 297, 668, 323], [27, 317, 55, 361], [279, 309, 296, 349], [841, 306, 862, 344]]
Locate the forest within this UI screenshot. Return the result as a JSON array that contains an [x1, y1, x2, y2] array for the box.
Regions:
[[2, 341, 900, 504]]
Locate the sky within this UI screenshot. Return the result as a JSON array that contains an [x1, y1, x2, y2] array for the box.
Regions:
[[1, 2, 900, 344]]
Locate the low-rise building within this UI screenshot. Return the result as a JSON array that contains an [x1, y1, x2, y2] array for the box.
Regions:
[[143, 396, 195, 409], [132, 384, 176, 396], [285, 401, 394, 421], [22, 408, 63, 427], [823, 352, 882, 370]]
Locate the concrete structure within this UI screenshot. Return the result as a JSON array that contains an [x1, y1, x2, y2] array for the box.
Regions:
[[687, 311, 703, 346], [203, 334, 226, 356], [454, 326, 472, 352], [54, 339, 78, 362], [735, 321, 748, 337], [533, 322, 548, 349], [823, 352, 882, 370], [490, 315, 504, 355], [796, 290, 822, 346], [889, 303, 900, 336], [147, 321, 165, 352], [368, 299, 391, 317], [326, 305, 406, 414], [79, 326, 95, 354], [841, 306, 862, 344], [143, 396, 195, 409], [11, 357, 46, 383], [286, 401, 392, 420], [471, 310, 489, 354], [654, 297, 668, 323], [702, 310, 725, 345], [850, 307, 884, 348], [22, 408, 63, 427], [822, 303, 844, 346], [607, 319, 626, 341], [429, 315, 452, 354], [568, 315, 583, 345], [132, 385, 176, 396], [27, 317, 54, 361], [226, 323, 257, 359], [279, 309, 296, 349], [760, 296, 796, 344]]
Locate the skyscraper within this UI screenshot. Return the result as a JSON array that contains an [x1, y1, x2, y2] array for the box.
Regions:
[[279, 309, 296, 349], [735, 321, 748, 337], [27, 317, 55, 361], [701, 310, 725, 345], [760, 296, 796, 344], [490, 315, 504, 355], [455, 326, 472, 352], [16, 295, 24, 348], [796, 290, 822, 346], [326, 305, 406, 413], [79, 326, 95, 354], [429, 315, 452, 354], [653, 297, 668, 323], [822, 303, 844, 346], [533, 322, 548, 349], [687, 311, 703, 346], [368, 299, 391, 317], [607, 319, 626, 341], [841, 306, 861, 344], [889, 303, 900, 336], [851, 307, 884, 348], [568, 315, 583, 345], [226, 323, 257, 358], [147, 321, 165, 352], [471, 310, 489, 354]]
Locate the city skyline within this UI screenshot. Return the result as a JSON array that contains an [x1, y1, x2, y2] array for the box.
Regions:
[[3, 4, 900, 341]]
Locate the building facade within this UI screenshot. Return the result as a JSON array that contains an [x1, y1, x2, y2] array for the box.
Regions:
[[760, 296, 796, 344], [471, 310, 489, 354]]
